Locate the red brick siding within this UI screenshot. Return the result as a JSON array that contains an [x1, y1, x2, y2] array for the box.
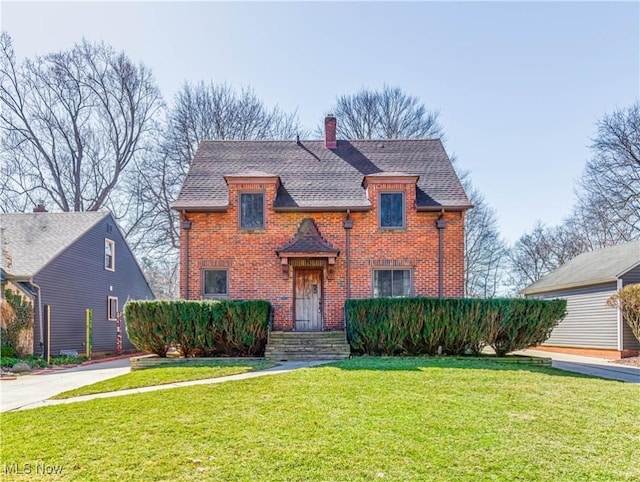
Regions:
[[180, 181, 465, 330]]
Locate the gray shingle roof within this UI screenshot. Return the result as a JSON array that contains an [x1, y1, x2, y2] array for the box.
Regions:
[[0, 211, 109, 278], [276, 218, 340, 255], [174, 139, 471, 211], [521, 240, 640, 295]]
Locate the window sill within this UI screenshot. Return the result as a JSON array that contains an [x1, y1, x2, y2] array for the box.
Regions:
[[202, 294, 229, 300], [378, 228, 406, 233], [238, 228, 266, 233]]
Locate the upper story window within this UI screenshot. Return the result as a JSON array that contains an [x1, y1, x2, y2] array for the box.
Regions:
[[379, 192, 405, 229], [373, 269, 412, 298], [105, 238, 115, 271], [203, 269, 228, 298], [240, 192, 265, 229]]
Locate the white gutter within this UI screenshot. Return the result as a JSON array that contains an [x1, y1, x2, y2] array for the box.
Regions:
[[616, 278, 623, 352], [30, 278, 45, 358]]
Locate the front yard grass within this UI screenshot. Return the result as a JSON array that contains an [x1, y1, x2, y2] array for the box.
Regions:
[[1, 357, 639, 481], [51, 359, 275, 399]]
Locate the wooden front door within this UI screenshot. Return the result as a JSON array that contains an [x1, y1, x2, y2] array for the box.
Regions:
[[294, 269, 323, 331]]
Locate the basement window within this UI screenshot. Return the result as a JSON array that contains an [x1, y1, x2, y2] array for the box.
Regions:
[[203, 269, 228, 298], [373, 269, 412, 298]]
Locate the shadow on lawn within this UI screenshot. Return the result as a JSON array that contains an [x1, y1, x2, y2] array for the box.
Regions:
[[318, 356, 607, 381]]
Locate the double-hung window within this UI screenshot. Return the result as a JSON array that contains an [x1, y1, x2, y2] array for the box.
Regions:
[[203, 269, 228, 298], [108, 296, 119, 321], [105, 239, 115, 271], [373, 269, 412, 298], [240, 193, 265, 229], [379, 192, 405, 229]]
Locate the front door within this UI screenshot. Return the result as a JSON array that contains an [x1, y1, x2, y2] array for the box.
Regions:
[[294, 269, 322, 331]]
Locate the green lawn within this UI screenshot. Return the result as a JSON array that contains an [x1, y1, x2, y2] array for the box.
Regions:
[[1, 357, 638, 481], [51, 359, 275, 399]]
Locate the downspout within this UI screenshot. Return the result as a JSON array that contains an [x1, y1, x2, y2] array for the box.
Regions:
[[436, 211, 446, 298], [616, 278, 623, 352], [181, 210, 192, 300], [343, 210, 353, 331], [30, 278, 44, 357], [344, 210, 353, 300]]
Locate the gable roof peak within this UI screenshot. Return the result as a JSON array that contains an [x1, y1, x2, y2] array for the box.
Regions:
[[276, 218, 340, 255], [0, 211, 110, 277]]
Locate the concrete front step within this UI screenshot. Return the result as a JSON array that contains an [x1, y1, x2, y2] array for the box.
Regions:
[[266, 330, 351, 361], [269, 331, 347, 338], [265, 346, 351, 354]]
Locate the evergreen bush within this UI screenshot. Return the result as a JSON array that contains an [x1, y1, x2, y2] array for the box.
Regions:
[[123, 299, 270, 357], [346, 297, 566, 357]]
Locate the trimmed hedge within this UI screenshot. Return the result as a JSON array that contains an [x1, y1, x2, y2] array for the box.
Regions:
[[123, 300, 270, 357], [346, 297, 566, 357]]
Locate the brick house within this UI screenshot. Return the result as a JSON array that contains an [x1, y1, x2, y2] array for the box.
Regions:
[[174, 115, 471, 353]]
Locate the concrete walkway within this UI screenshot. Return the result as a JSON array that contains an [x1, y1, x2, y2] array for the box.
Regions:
[[1, 360, 331, 412], [2, 351, 638, 413], [516, 348, 640, 384], [0, 358, 132, 412]]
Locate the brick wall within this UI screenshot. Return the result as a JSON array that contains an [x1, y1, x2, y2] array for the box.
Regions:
[[180, 179, 465, 331]]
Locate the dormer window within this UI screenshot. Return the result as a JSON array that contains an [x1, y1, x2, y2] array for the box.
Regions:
[[379, 192, 405, 229], [105, 238, 115, 271], [240, 192, 265, 229]]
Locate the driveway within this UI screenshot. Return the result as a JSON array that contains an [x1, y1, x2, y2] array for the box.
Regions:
[[0, 358, 130, 412], [516, 348, 640, 383]]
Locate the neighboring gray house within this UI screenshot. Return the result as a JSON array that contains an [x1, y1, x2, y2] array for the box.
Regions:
[[1, 209, 153, 358], [521, 240, 640, 358]]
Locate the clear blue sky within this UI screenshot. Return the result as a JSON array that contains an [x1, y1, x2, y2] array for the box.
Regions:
[[3, 1, 639, 243]]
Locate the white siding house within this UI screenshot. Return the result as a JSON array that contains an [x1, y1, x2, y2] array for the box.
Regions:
[[521, 240, 640, 358]]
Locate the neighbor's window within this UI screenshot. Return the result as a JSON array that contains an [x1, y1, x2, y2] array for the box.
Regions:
[[203, 269, 228, 297], [108, 296, 118, 321], [239, 193, 265, 229], [379, 192, 405, 228], [105, 239, 115, 271], [373, 269, 411, 298]]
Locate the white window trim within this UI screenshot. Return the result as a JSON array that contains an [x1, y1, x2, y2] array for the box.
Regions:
[[105, 238, 115, 271], [108, 296, 118, 321]]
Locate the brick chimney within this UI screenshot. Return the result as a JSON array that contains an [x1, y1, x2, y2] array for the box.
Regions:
[[324, 114, 337, 149], [33, 203, 48, 213]]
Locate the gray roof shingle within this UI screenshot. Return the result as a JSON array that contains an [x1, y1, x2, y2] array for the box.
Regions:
[[276, 218, 340, 255], [521, 240, 640, 295], [174, 139, 471, 211], [1, 211, 108, 278]]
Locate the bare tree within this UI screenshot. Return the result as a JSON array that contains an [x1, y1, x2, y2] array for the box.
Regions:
[[462, 178, 508, 297], [508, 103, 640, 292], [508, 222, 557, 291], [0, 33, 163, 218], [166, 82, 303, 167], [508, 221, 591, 292], [575, 102, 640, 243], [329, 86, 507, 296], [325, 85, 443, 140], [132, 82, 305, 296]]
